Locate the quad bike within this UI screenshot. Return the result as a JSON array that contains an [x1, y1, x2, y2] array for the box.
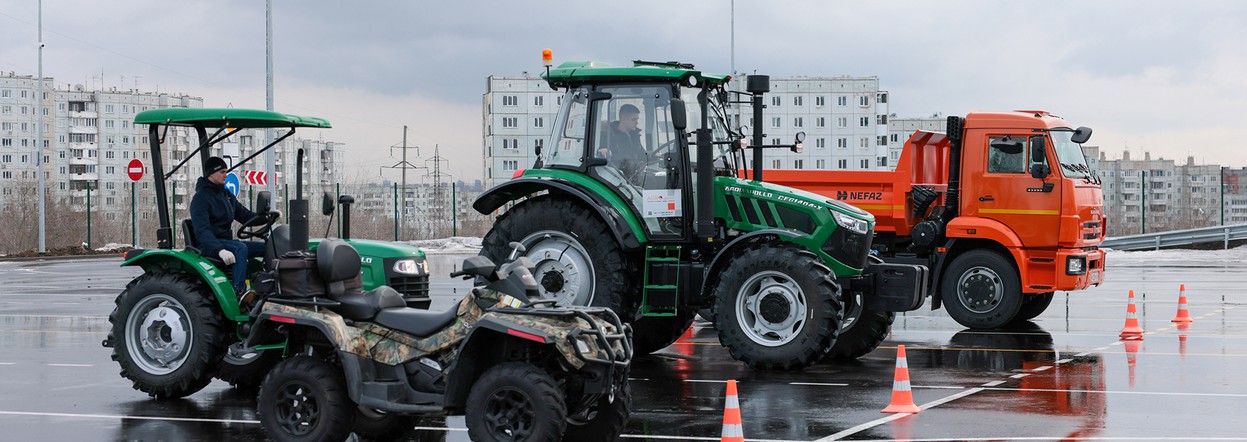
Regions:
[[244, 240, 633, 441]]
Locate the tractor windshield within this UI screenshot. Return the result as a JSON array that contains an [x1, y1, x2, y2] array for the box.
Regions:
[[679, 86, 733, 164]]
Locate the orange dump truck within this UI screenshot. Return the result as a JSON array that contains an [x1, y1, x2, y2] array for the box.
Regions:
[[766, 111, 1105, 328]]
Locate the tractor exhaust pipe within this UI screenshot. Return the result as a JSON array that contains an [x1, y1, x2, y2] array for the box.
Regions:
[[747, 75, 769, 182], [289, 148, 309, 252]]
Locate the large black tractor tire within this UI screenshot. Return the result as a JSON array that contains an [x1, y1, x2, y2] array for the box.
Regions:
[[827, 291, 895, 360], [562, 377, 631, 442], [631, 310, 696, 355], [712, 243, 842, 371], [258, 355, 355, 442], [941, 250, 1023, 329], [466, 362, 568, 442], [108, 270, 229, 398], [215, 347, 283, 389], [482, 195, 628, 314], [1011, 292, 1055, 323]]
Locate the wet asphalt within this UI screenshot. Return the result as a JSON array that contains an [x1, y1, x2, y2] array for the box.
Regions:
[[0, 252, 1244, 441]]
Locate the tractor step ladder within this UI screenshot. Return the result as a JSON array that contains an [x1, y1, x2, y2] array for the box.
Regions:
[[641, 245, 682, 317]]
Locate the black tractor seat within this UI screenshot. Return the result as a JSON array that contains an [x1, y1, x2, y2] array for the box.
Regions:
[[373, 303, 460, 338], [182, 218, 230, 269]]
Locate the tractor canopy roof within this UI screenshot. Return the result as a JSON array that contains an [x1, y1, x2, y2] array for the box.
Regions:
[[542, 60, 730, 88], [134, 108, 331, 129]]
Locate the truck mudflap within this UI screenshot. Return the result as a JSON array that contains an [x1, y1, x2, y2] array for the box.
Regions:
[[845, 262, 929, 312]]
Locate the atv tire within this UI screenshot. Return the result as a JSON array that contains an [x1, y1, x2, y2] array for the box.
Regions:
[[942, 250, 1023, 329], [108, 270, 228, 398], [713, 242, 842, 370], [258, 355, 354, 442], [828, 292, 895, 359], [216, 346, 282, 389], [562, 377, 631, 442], [467, 362, 567, 442]]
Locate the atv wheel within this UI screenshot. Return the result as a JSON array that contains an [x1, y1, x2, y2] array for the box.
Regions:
[[466, 362, 567, 442], [563, 378, 631, 442], [108, 270, 228, 398], [942, 250, 1023, 329], [482, 196, 628, 314], [631, 310, 696, 355], [713, 243, 842, 370], [1011, 292, 1055, 323], [258, 355, 354, 442], [216, 345, 282, 389], [828, 291, 895, 359]]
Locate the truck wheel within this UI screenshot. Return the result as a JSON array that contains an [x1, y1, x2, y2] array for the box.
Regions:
[[216, 345, 282, 389], [482, 195, 627, 314], [941, 250, 1023, 329], [1012, 292, 1055, 323], [562, 378, 631, 442], [713, 243, 842, 370], [631, 310, 696, 354], [258, 355, 354, 442], [466, 362, 567, 442], [108, 270, 228, 398], [828, 292, 895, 359]]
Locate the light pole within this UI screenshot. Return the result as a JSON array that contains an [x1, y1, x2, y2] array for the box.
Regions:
[[37, 0, 46, 254]]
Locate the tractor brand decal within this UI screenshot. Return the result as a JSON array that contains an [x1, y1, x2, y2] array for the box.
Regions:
[[361, 257, 373, 264], [643, 189, 682, 218], [776, 195, 819, 209], [835, 191, 884, 201]]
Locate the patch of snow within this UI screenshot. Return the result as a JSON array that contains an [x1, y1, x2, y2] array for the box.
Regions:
[[401, 237, 482, 254]]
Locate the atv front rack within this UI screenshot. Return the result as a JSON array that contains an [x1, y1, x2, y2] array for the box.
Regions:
[[495, 301, 633, 368]]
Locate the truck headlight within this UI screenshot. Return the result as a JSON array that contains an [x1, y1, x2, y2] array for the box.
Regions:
[[832, 210, 871, 235], [1066, 255, 1086, 275], [392, 259, 424, 275]]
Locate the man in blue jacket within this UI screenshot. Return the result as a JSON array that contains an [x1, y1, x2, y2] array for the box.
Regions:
[[190, 156, 268, 296]]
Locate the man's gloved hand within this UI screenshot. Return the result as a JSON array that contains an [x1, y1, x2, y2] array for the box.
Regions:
[[219, 249, 236, 265]]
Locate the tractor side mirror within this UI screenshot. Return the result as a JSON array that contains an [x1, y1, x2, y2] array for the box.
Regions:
[[669, 98, 687, 131], [1071, 126, 1093, 144], [255, 191, 272, 214], [322, 192, 335, 216], [792, 131, 806, 153]]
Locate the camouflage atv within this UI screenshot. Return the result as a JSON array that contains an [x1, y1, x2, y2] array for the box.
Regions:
[[244, 240, 633, 442]]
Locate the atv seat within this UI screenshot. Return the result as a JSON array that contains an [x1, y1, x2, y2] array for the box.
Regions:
[[334, 286, 408, 321], [182, 218, 229, 269], [373, 304, 460, 338]]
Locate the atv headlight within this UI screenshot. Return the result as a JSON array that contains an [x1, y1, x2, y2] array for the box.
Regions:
[[832, 210, 871, 235], [392, 259, 424, 275]]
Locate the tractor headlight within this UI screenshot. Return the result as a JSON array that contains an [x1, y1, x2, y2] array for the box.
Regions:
[[832, 210, 871, 235], [392, 259, 424, 275]]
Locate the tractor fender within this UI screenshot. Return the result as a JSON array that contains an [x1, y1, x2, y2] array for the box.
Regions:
[[702, 229, 804, 296], [121, 248, 245, 321], [474, 177, 644, 251]]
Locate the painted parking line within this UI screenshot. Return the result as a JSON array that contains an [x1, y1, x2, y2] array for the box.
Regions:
[[46, 364, 93, 367]]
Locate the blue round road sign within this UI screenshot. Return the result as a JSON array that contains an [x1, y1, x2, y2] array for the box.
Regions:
[[224, 172, 240, 196]]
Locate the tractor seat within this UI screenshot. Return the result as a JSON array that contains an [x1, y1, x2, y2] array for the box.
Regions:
[[373, 302, 460, 338], [182, 218, 229, 269], [333, 286, 407, 321]]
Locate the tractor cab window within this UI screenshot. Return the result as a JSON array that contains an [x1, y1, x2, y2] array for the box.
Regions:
[[543, 87, 590, 169], [588, 84, 686, 239]]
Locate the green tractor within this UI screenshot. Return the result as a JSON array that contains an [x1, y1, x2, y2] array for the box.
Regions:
[[475, 58, 929, 370], [102, 108, 431, 398]]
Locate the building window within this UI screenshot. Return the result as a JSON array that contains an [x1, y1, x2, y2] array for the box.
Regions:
[[816, 117, 825, 128], [815, 96, 825, 106], [772, 159, 781, 169], [860, 117, 869, 127], [793, 159, 804, 169], [837, 138, 847, 148], [837, 96, 847, 106], [838, 159, 848, 169], [816, 138, 826, 148], [533, 117, 544, 128], [861, 159, 869, 169], [838, 117, 847, 128], [534, 96, 544, 106], [793, 117, 803, 128], [502, 117, 518, 128], [859, 138, 869, 148], [816, 159, 825, 169], [502, 160, 519, 170], [891, 133, 899, 142], [859, 96, 870, 106], [877, 114, 888, 125], [794, 96, 803, 106], [877, 136, 887, 146], [772, 117, 781, 128], [502, 96, 518, 106], [105, 104, 115, 113], [878, 93, 888, 104], [771, 96, 781, 107]]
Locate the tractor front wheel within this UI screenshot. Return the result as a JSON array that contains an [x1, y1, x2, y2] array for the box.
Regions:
[[827, 291, 894, 359]]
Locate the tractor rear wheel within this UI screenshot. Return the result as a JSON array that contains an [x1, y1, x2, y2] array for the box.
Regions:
[[713, 242, 841, 370], [108, 270, 228, 398]]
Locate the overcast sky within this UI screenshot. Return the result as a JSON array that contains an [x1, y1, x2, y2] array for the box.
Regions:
[[2, 0, 1245, 182]]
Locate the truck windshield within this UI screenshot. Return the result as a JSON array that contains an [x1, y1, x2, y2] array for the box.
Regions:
[[1051, 130, 1092, 179]]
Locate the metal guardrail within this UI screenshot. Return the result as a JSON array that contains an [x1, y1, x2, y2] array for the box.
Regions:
[[1101, 223, 1247, 251]]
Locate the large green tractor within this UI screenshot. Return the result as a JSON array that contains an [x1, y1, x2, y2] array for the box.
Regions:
[[102, 108, 431, 398], [475, 58, 929, 370]]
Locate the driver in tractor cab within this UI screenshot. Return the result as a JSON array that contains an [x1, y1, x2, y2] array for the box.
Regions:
[[596, 103, 647, 179], [190, 156, 271, 297]]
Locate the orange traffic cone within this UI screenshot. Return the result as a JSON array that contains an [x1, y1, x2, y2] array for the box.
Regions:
[[1119, 290, 1145, 340], [1171, 284, 1193, 324], [721, 379, 743, 442], [882, 345, 922, 414]]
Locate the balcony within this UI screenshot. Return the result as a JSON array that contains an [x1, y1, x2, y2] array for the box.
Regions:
[[69, 172, 99, 181], [69, 111, 98, 119], [69, 157, 97, 166]]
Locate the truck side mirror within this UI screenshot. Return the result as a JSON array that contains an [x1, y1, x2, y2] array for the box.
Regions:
[[322, 192, 335, 216], [669, 98, 687, 131], [1071, 126, 1093, 144], [1030, 163, 1051, 179], [255, 191, 272, 214], [1030, 136, 1046, 164]]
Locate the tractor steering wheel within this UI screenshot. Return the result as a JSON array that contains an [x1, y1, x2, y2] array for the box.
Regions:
[[237, 211, 280, 240]]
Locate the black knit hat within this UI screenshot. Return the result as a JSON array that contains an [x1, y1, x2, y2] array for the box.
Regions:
[[205, 156, 228, 176]]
